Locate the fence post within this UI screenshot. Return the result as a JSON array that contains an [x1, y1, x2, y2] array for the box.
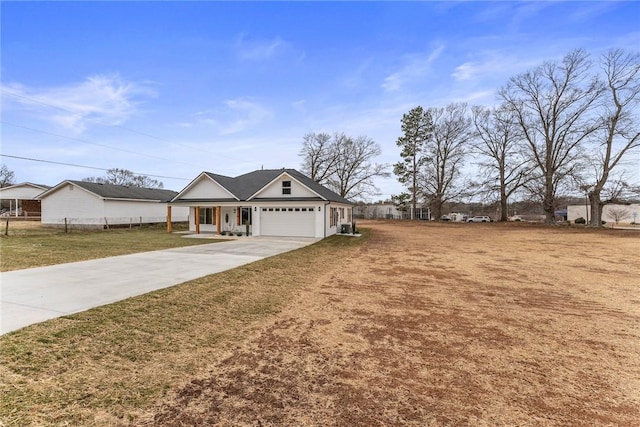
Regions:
[[65, 217, 68, 233], [4, 217, 9, 236], [139, 216, 142, 227], [104, 217, 110, 230]]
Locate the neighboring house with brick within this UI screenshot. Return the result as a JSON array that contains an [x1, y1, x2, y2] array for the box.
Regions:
[[0, 182, 50, 217]]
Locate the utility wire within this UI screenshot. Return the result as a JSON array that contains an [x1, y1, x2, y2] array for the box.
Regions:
[[2, 88, 174, 143], [0, 154, 191, 181], [1, 120, 197, 166], [1, 88, 247, 164]]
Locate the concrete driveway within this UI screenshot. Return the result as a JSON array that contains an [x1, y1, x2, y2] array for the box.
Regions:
[[0, 236, 319, 335]]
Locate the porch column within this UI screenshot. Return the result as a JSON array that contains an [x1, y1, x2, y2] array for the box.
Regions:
[[216, 206, 221, 234], [195, 206, 200, 234], [167, 205, 172, 233]]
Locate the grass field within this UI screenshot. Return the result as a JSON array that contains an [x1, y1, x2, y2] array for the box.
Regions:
[[0, 230, 366, 426], [1, 221, 638, 426], [0, 221, 214, 272]]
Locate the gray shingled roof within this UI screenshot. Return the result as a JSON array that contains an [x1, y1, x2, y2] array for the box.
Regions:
[[194, 169, 352, 204], [67, 181, 178, 202]]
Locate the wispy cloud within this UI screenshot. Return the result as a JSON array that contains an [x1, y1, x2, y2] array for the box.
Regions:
[[234, 34, 291, 61], [381, 43, 444, 92], [193, 98, 272, 135], [291, 99, 306, 113], [2, 74, 155, 134], [452, 50, 541, 82], [473, 2, 554, 30]]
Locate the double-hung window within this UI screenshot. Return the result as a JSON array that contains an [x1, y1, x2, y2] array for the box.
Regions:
[[282, 181, 291, 195]]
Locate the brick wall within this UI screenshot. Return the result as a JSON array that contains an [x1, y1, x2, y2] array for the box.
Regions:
[[21, 199, 42, 215]]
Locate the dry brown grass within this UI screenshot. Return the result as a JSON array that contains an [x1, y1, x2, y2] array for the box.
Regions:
[[2, 221, 639, 426], [0, 232, 365, 426], [145, 221, 640, 426]]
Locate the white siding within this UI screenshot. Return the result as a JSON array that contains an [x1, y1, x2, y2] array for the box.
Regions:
[[0, 184, 47, 200], [41, 184, 104, 225], [324, 204, 353, 237], [41, 184, 189, 227], [169, 206, 189, 222], [253, 175, 318, 199], [103, 200, 173, 225], [181, 177, 235, 200]]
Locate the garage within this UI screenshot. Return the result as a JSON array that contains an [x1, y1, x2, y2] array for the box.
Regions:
[[260, 207, 316, 237]]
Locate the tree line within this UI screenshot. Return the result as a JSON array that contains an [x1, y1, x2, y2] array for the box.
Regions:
[[300, 49, 640, 226]]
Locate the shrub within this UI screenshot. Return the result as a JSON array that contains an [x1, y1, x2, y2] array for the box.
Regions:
[[574, 217, 586, 224]]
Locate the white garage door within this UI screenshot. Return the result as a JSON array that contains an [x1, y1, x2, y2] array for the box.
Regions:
[[260, 207, 315, 237]]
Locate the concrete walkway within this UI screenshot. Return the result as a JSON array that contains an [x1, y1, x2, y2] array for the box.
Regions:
[[0, 236, 319, 335]]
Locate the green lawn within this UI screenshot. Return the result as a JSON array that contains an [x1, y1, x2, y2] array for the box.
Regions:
[[0, 229, 368, 426], [0, 223, 218, 272]]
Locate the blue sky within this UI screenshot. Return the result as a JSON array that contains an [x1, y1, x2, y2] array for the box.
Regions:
[[2, 1, 639, 198]]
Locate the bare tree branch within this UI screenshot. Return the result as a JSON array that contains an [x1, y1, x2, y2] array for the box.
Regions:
[[499, 49, 603, 223]]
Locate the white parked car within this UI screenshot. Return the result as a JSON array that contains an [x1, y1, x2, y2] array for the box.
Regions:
[[467, 215, 492, 223]]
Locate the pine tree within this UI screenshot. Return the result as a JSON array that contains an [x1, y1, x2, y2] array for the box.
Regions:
[[393, 106, 433, 219]]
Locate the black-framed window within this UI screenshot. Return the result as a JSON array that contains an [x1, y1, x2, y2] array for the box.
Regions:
[[282, 180, 291, 195], [198, 207, 214, 224]]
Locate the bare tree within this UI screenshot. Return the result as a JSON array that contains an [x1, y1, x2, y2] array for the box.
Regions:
[[500, 49, 603, 224], [421, 102, 472, 221], [327, 134, 389, 199], [299, 132, 339, 183], [607, 206, 631, 224], [471, 105, 536, 221], [586, 49, 640, 227], [83, 168, 163, 189], [300, 132, 388, 200], [0, 164, 16, 187], [393, 106, 433, 219]]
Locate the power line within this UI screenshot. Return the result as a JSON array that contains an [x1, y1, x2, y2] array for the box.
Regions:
[[0, 154, 191, 181], [1, 88, 247, 164], [2, 88, 174, 143], [1, 120, 201, 168]]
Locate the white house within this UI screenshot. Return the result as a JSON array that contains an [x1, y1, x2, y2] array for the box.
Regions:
[[0, 182, 50, 217], [353, 203, 402, 219], [39, 180, 189, 229], [567, 203, 640, 224], [170, 169, 354, 238]]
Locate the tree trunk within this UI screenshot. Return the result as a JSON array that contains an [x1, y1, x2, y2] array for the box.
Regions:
[[588, 190, 604, 228], [500, 178, 508, 222], [543, 176, 555, 224], [431, 198, 443, 222], [500, 196, 508, 222]]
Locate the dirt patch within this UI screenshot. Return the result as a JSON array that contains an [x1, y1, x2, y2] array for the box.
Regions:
[[139, 221, 640, 426]]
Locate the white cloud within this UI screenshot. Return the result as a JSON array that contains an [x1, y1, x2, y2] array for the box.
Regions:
[[381, 43, 445, 92], [2, 74, 155, 134], [235, 34, 290, 61], [452, 51, 542, 82], [291, 99, 306, 112], [193, 98, 273, 135]]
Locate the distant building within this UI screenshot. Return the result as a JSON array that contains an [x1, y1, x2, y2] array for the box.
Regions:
[[567, 203, 640, 224], [39, 180, 188, 229], [0, 182, 50, 217]]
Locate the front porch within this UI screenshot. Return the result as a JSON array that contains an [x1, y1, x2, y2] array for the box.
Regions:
[[167, 205, 252, 235]]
